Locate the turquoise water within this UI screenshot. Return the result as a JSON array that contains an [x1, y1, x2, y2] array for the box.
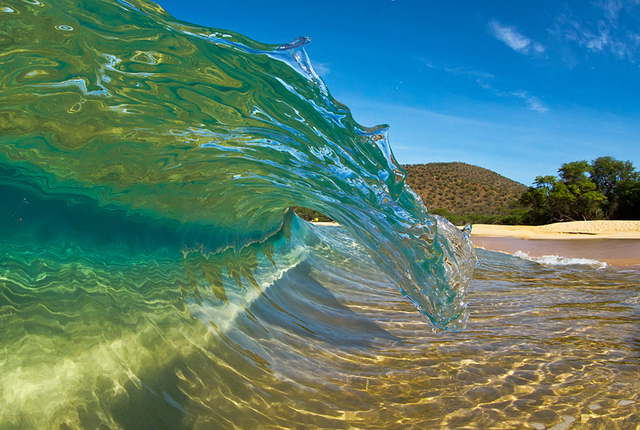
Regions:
[[0, 0, 474, 331], [1, 0, 639, 428]]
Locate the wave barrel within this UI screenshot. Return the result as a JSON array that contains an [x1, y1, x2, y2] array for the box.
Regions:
[[0, 0, 476, 332]]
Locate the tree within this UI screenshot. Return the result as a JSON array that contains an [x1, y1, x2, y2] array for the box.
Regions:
[[520, 166, 606, 224], [520, 175, 553, 222], [590, 156, 639, 217], [591, 156, 637, 198], [520, 156, 640, 223], [616, 181, 640, 220], [559, 160, 591, 185]]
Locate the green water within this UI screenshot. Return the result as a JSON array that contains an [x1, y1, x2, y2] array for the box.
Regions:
[[0, 0, 474, 331]]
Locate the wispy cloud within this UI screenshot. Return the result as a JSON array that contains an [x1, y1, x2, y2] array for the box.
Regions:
[[549, 1, 640, 63], [421, 59, 548, 113], [422, 60, 495, 79], [488, 20, 545, 55], [595, 0, 640, 26], [312, 61, 331, 76], [477, 80, 548, 113], [511, 90, 548, 113]]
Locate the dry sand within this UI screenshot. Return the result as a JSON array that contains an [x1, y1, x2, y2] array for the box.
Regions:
[[310, 221, 340, 227], [470, 220, 640, 239]]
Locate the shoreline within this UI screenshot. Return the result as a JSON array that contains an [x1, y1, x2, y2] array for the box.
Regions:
[[310, 219, 640, 267], [470, 221, 640, 267], [311, 220, 640, 239]]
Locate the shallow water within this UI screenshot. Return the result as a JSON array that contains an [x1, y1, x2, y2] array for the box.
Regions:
[[2, 223, 639, 429]]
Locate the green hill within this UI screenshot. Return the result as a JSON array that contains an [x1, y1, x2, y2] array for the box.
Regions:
[[403, 162, 527, 224], [295, 162, 528, 224]]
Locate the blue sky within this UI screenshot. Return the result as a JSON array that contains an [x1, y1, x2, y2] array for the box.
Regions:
[[154, 0, 640, 185]]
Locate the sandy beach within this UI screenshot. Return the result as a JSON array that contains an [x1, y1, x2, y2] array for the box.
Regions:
[[470, 220, 640, 239], [471, 221, 640, 267]]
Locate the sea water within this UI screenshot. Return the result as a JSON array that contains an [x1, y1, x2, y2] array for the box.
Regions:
[[1, 0, 639, 429], [2, 221, 639, 428]]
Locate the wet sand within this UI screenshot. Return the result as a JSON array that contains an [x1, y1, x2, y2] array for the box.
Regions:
[[471, 221, 640, 267]]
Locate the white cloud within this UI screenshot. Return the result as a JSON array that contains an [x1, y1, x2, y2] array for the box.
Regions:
[[568, 18, 633, 59], [488, 20, 532, 53], [443, 66, 496, 79], [586, 22, 611, 51], [549, 2, 640, 63], [478, 80, 548, 113], [533, 42, 546, 54], [595, 0, 640, 25], [488, 20, 546, 56], [597, 0, 625, 25]]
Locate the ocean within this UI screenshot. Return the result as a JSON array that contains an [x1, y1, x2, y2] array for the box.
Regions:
[[0, 0, 639, 428]]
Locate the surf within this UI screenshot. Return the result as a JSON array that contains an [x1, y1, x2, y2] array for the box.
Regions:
[[0, 0, 476, 331]]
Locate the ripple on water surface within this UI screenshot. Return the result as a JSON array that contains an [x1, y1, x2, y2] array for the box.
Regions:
[[0, 0, 639, 427]]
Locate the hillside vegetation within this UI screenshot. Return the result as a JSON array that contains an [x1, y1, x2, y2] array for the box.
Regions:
[[294, 162, 527, 224], [296, 157, 639, 225], [403, 162, 527, 225]]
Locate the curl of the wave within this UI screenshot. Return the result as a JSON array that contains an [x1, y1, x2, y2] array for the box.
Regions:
[[0, 0, 476, 331]]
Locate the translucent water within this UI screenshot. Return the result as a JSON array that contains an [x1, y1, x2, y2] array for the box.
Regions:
[[0, 0, 474, 331], [1, 1, 639, 429], [1, 224, 639, 428]]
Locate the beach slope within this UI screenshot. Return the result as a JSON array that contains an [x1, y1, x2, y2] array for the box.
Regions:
[[470, 221, 640, 267]]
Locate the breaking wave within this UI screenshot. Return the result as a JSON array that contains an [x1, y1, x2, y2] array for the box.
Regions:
[[513, 251, 608, 269]]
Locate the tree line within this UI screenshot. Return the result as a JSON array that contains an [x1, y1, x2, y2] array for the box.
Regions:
[[294, 157, 639, 225], [520, 156, 640, 224]]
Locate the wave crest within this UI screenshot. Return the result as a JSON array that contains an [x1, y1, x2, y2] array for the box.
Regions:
[[0, 0, 475, 331]]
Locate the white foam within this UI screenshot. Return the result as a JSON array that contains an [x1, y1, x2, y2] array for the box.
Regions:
[[513, 251, 607, 269]]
